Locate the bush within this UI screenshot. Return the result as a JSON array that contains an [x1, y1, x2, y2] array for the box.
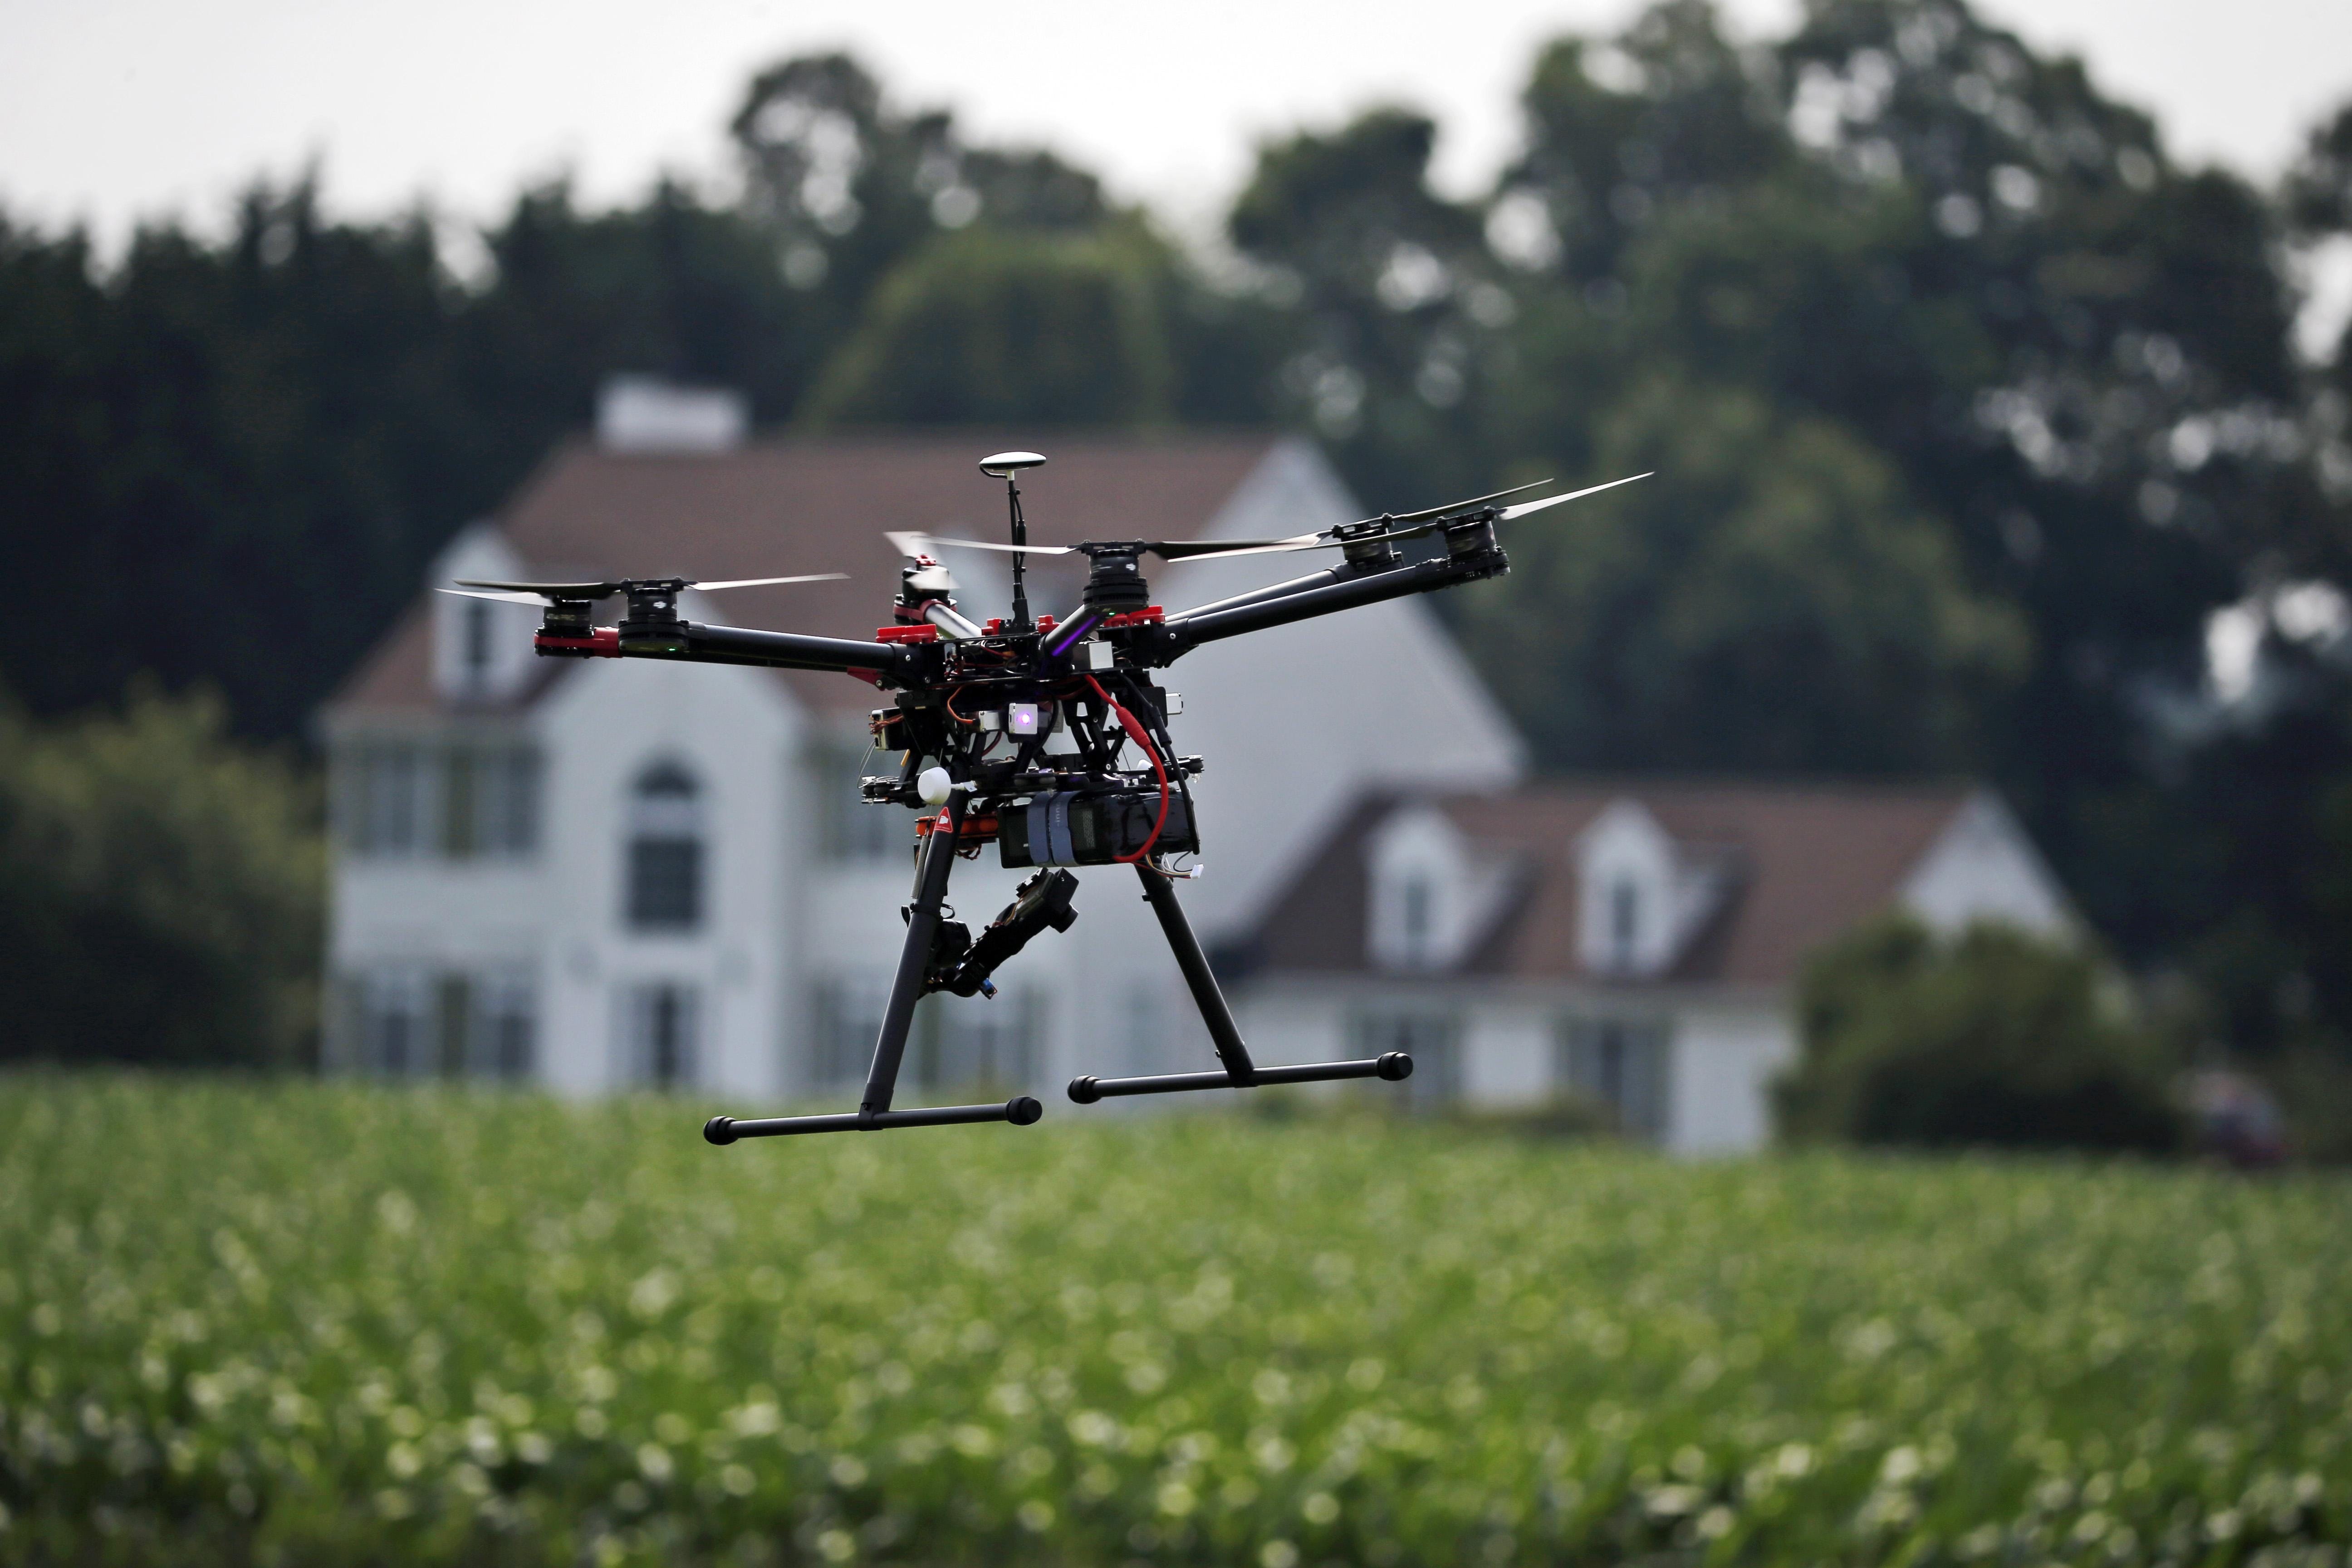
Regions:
[[2264, 1048, 2352, 1164], [1775, 916, 2182, 1153], [0, 687, 322, 1067]]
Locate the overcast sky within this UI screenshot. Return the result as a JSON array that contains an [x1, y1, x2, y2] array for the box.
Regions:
[[2, 0, 2347, 251]]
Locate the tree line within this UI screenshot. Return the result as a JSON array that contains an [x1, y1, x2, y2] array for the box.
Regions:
[[4, 0, 2351, 1095]]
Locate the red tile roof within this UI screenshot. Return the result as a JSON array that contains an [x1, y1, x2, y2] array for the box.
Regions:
[[331, 432, 1284, 719], [1249, 781, 1976, 989]]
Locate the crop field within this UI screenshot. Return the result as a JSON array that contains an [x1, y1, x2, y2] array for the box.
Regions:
[[1, 1077, 2347, 1567]]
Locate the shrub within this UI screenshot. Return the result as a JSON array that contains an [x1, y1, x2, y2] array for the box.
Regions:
[[1775, 916, 2182, 1153], [0, 687, 322, 1067]]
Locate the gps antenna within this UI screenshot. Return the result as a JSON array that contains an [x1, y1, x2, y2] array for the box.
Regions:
[[980, 451, 1047, 631]]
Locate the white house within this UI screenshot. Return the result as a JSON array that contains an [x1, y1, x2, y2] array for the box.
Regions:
[[318, 394, 1525, 1106], [1226, 783, 2075, 1152]]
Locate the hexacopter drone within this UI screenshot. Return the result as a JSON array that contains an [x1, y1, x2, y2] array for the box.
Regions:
[[446, 453, 1645, 1143]]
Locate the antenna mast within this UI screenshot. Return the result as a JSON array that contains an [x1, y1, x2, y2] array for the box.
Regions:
[[979, 451, 1047, 631]]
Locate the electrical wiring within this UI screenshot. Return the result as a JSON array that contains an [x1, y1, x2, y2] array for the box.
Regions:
[[1081, 673, 1169, 864]]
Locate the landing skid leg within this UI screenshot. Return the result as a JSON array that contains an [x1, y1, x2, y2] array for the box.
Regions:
[[1066, 863, 1411, 1103], [706, 797, 1042, 1143]]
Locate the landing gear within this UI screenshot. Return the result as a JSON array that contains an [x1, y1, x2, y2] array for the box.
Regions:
[[702, 804, 1408, 1145]]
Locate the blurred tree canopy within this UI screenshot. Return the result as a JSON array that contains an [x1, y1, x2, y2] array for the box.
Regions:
[[1461, 373, 2029, 771], [804, 222, 1178, 426], [2, 3, 2351, 1077], [1776, 915, 2182, 1152], [0, 688, 322, 1068]]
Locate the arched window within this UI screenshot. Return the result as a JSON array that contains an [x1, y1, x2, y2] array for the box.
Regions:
[[627, 760, 704, 931]]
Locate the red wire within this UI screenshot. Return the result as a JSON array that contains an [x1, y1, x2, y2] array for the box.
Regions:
[[1082, 674, 1169, 863]]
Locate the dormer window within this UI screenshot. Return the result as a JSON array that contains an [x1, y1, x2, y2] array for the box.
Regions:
[[461, 599, 493, 690], [627, 761, 705, 931], [430, 523, 535, 702], [1575, 799, 1680, 979], [1610, 878, 1640, 971], [1401, 875, 1434, 966], [1367, 803, 1511, 974]]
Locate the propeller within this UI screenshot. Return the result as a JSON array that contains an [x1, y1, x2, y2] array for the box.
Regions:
[[442, 573, 847, 605], [887, 474, 1650, 570], [1369, 472, 1653, 542], [1263, 473, 1651, 553], [888, 531, 1328, 565], [1337, 478, 1553, 533]]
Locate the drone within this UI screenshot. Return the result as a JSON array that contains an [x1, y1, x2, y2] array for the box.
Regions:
[[445, 452, 1646, 1142]]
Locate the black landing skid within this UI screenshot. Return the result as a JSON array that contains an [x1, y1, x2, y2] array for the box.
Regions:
[[701, 794, 1409, 1144]]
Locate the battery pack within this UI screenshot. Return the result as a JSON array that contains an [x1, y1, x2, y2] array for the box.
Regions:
[[1000, 790, 1196, 867]]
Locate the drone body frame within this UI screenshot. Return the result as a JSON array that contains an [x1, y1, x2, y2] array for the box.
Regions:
[[454, 453, 1646, 1141]]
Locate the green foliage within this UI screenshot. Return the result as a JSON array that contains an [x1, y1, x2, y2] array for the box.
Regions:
[[0, 690, 321, 1068], [2264, 1049, 2352, 1166], [1778, 916, 2181, 1152], [801, 223, 1179, 426], [1229, 108, 1504, 505], [4, 1079, 2348, 1564], [0, 189, 470, 737], [1459, 375, 2027, 771]]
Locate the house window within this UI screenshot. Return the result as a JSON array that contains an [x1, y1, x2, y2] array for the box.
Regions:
[[356, 969, 431, 1076], [447, 746, 540, 858], [346, 966, 536, 1080], [341, 744, 430, 857], [477, 971, 537, 1079], [627, 760, 704, 930], [462, 600, 494, 688], [1559, 1017, 1670, 1137], [338, 741, 536, 860], [1609, 879, 1640, 971], [434, 974, 475, 1075], [627, 982, 700, 1088], [1401, 875, 1434, 966], [478, 749, 542, 855], [1354, 1010, 1460, 1111]]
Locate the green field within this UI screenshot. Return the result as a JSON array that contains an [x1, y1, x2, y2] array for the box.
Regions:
[[2, 1077, 2346, 1566]]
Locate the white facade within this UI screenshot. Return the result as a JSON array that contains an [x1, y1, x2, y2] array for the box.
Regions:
[[323, 439, 1524, 1108], [1230, 789, 2078, 1155]]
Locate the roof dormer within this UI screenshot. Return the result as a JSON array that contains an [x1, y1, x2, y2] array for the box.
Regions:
[[1576, 800, 1676, 977], [431, 522, 539, 706], [1367, 803, 1514, 972], [1574, 798, 1743, 980]]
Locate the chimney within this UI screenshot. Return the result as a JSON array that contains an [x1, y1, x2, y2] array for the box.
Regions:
[[596, 375, 749, 453]]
